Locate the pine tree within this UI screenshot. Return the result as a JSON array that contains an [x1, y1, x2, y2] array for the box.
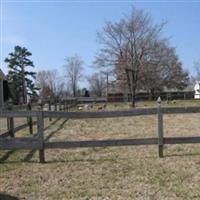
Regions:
[[5, 46, 38, 104]]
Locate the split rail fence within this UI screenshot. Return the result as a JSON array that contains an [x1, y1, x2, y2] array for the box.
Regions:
[[0, 103, 200, 162]]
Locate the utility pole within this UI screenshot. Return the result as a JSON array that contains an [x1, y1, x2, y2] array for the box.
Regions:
[[106, 71, 109, 97]]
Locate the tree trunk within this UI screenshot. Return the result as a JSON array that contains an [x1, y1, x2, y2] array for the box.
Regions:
[[149, 88, 155, 101], [125, 68, 136, 108], [106, 72, 108, 96], [73, 84, 76, 97], [131, 87, 136, 108], [22, 66, 27, 104]]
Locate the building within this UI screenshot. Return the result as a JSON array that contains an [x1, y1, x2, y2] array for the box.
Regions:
[[0, 69, 12, 109], [194, 81, 200, 99], [0, 69, 6, 109]]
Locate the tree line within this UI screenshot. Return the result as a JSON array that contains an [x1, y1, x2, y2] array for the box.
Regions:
[[4, 7, 198, 107]]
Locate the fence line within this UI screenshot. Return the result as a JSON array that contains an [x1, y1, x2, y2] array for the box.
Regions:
[[0, 104, 200, 162], [0, 99, 77, 137], [0, 122, 37, 138], [107, 91, 195, 102], [2, 106, 200, 119]]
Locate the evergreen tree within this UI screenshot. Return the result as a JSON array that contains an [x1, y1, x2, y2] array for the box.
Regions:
[[5, 46, 38, 104]]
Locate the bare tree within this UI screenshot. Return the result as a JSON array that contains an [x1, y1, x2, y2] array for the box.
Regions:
[[36, 70, 51, 98], [95, 7, 167, 107], [136, 41, 188, 99], [88, 73, 106, 96], [36, 70, 65, 100], [63, 55, 83, 97]]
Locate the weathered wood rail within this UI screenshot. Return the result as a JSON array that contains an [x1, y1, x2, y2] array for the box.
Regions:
[[0, 104, 200, 162], [0, 99, 76, 138]]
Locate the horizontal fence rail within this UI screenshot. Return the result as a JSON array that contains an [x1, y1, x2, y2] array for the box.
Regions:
[[162, 106, 200, 114], [2, 106, 200, 119], [0, 121, 37, 138], [43, 108, 157, 119], [44, 137, 200, 150], [0, 111, 38, 118], [45, 138, 158, 149], [164, 136, 200, 144], [0, 104, 200, 162], [0, 138, 41, 150]]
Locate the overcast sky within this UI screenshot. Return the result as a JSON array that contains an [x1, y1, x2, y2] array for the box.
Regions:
[[1, 0, 200, 86]]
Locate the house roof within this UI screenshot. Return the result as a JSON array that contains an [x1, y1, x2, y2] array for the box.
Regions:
[[0, 69, 6, 80]]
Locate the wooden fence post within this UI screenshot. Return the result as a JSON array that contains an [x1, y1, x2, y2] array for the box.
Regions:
[[157, 97, 164, 158], [38, 99, 43, 111], [67, 103, 69, 112], [27, 101, 33, 134], [59, 101, 61, 111], [62, 100, 64, 111], [166, 93, 168, 101], [55, 99, 57, 111], [64, 100, 66, 111], [37, 108, 45, 163], [38, 111, 45, 163], [7, 100, 14, 137], [48, 100, 52, 121]]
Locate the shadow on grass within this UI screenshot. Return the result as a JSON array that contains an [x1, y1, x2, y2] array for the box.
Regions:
[[0, 155, 155, 164], [44, 118, 61, 131], [0, 151, 15, 163], [45, 119, 68, 141], [1, 150, 200, 164], [164, 152, 200, 157], [0, 193, 19, 200], [23, 119, 68, 162], [0, 118, 64, 163]]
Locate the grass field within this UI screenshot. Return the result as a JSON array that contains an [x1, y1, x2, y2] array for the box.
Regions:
[[0, 100, 200, 200]]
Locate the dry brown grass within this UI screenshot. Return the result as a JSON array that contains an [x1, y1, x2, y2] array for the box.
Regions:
[[0, 101, 200, 200], [0, 118, 28, 134]]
